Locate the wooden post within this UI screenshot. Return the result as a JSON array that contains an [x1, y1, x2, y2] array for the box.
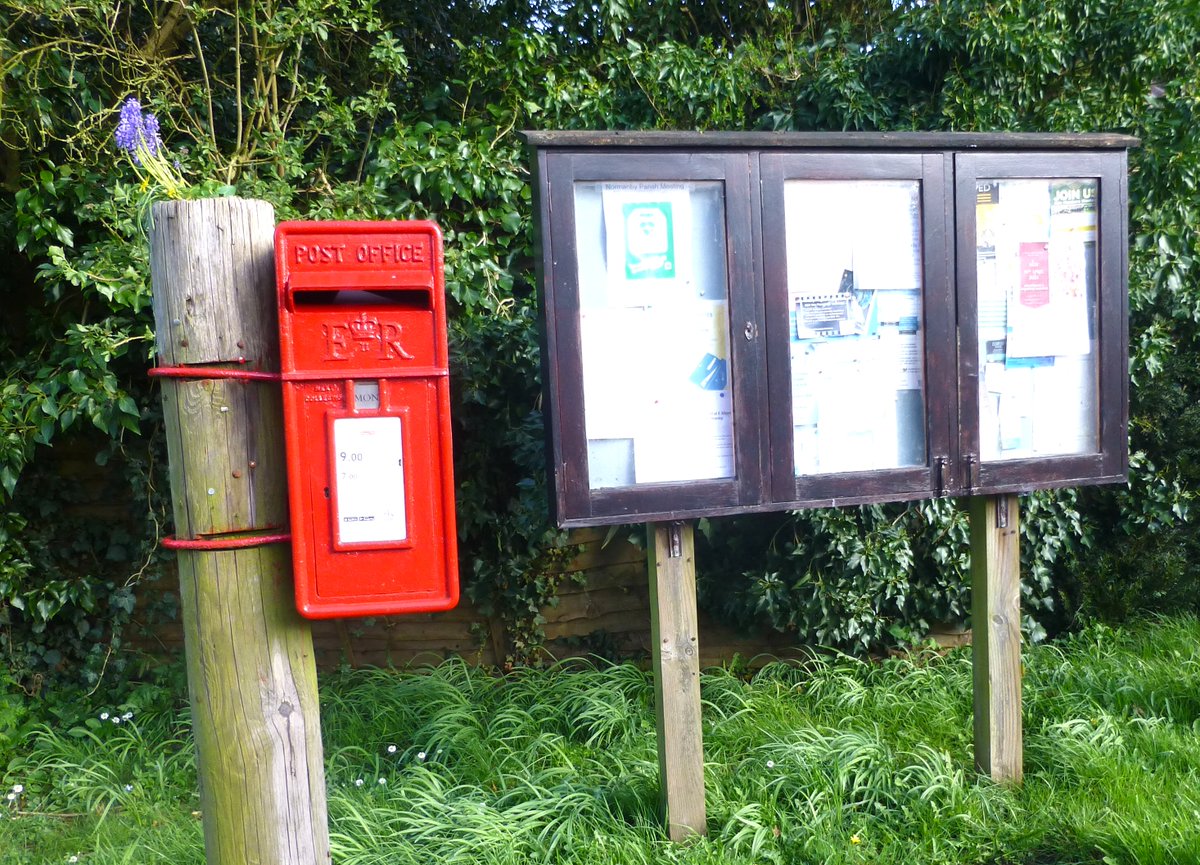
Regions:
[[970, 494, 1023, 784], [150, 198, 330, 864], [647, 521, 707, 840]]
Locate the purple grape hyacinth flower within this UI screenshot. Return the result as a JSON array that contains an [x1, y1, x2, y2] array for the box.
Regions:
[[112, 96, 187, 197], [114, 98, 163, 166]]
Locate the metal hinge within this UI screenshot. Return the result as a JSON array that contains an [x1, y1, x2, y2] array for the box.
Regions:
[[668, 521, 684, 558]]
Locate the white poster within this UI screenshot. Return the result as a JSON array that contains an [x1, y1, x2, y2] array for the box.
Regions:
[[331, 416, 407, 545], [783, 180, 922, 302], [874, 289, 924, 391], [1031, 354, 1097, 455], [581, 301, 734, 487], [1001, 179, 1094, 359], [851, 182, 923, 293], [634, 387, 734, 484], [784, 182, 857, 303], [601, 185, 695, 306], [981, 355, 1098, 460], [790, 339, 906, 474], [580, 308, 651, 441]]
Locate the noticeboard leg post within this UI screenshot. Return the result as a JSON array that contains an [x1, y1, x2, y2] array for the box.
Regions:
[[970, 494, 1024, 784], [647, 521, 708, 840]]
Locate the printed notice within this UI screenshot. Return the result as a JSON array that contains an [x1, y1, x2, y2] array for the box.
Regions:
[[1019, 242, 1051, 308], [332, 416, 407, 545], [601, 185, 695, 305], [580, 301, 734, 487], [634, 386, 733, 483], [783, 180, 921, 302], [1002, 179, 1094, 359]]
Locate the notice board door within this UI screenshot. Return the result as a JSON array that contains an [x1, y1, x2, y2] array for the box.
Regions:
[[954, 151, 1129, 495], [539, 150, 767, 526], [760, 152, 955, 506]]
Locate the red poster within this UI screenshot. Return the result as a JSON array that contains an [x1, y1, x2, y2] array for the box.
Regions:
[[1019, 241, 1050, 307]]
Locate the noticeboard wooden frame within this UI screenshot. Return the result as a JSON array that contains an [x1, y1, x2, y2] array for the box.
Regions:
[[524, 131, 1137, 529]]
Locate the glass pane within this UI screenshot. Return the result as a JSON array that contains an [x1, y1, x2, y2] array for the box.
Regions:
[[574, 181, 734, 489], [975, 179, 1099, 460], [783, 180, 926, 475]]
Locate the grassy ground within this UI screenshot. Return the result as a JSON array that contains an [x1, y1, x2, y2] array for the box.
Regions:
[[3, 615, 1200, 864]]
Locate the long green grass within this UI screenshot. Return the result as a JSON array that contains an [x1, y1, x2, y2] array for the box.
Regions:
[[4, 615, 1200, 864]]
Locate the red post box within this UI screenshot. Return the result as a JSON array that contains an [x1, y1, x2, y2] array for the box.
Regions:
[[275, 221, 458, 618]]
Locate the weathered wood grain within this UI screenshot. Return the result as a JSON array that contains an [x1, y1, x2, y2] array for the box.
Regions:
[[151, 197, 330, 865], [648, 521, 707, 840], [970, 494, 1023, 784]]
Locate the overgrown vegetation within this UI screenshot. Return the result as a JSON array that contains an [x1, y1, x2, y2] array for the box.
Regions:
[[2, 0, 1200, 693], [4, 615, 1200, 863]]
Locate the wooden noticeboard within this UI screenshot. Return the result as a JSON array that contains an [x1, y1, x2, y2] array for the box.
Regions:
[[524, 130, 1137, 836], [526, 131, 1134, 528]]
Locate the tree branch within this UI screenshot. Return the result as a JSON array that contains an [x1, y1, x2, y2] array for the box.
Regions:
[[140, 2, 190, 58]]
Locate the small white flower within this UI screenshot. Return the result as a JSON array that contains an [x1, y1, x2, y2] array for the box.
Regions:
[[354, 778, 364, 787], [68, 857, 79, 863], [417, 751, 426, 761], [436, 749, 443, 756], [100, 712, 110, 721], [124, 784, 133, 793], [766, 760, 775, 769], [377, 778, 386, 785], [6, 792, 15, 801], [386, 744, 397, 754], [122, 712, 133, 721], [112, 717, 120, 725], [11, 785, 22, 794]]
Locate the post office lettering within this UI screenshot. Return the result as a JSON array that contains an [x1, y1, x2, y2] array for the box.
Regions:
[[354, 242, 425, 265], [294, 243, 346, 265]]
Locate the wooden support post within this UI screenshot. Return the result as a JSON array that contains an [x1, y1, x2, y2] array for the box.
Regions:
[[970, 494, 1023, 784], [150, 198, 330, 864], [647, 521, 707, 841]]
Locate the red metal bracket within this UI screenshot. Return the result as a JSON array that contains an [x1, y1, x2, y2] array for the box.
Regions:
[[147, 359, 281, 383], [161, 532, 291, 551], [150, 360, 289, 551]]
